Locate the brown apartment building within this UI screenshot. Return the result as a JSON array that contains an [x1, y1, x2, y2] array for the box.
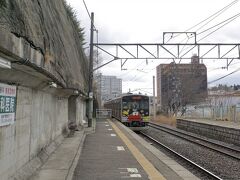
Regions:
[[156, 56, 208, 112]]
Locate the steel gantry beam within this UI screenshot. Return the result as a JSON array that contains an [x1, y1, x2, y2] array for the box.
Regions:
[[94, 43, 240, 59], [93, 43, 240, 69], [93, 32, 240, 70]]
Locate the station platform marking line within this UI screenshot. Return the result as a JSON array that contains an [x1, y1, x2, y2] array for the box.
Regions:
[[108, 120, 166, 180]]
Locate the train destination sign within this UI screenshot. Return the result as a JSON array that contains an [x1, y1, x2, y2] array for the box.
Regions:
[[0, 83, 16, 126]]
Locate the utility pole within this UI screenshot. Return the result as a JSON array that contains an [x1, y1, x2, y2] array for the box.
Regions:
[[153, 76, 156, 121], [88, 12, 94, 127]]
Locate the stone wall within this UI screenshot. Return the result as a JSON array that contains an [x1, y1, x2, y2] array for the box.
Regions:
[[176, 119, 240, 146], [0, 0, 88, 91]]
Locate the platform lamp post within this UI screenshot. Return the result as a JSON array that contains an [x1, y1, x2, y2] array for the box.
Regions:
[[88, 12, 94, 127]]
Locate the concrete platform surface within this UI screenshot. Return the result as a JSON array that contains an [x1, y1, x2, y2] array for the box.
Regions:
[[72, 118, 198, 180], [30, 118, 199, 180], [31, 130, 86, 180], [72, 119, 150, 180]]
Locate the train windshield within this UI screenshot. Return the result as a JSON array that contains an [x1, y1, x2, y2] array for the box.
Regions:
[[122, 96, 149, 110]]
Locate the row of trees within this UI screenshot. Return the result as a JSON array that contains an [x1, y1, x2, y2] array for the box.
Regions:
[[209, 84, 240, 91]]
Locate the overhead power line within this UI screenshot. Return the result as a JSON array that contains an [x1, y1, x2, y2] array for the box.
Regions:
[[197, 12, 240, 36], [197, 12, 240, 41], [208, 67, 240, 84], [82, 0, 97, 31], [179, 9, 240, 58], [167, 0, 239, 42], [186, 0, 239, 32]]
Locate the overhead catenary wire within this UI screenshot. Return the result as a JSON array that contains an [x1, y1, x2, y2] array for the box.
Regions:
[[197, 12, 240, 41], [115, 1, 240, 88], [197, 12, 240, 36], [167, 0, 239, 56], [132, 12, 239, 94], [172, 1, 239, 46], [82, 0, 102, 76], [186, 0, 239, 32], [161, 0, 240, 67], [208, 67, 240, 84], [82, 0, 97, 31], [168, 0, 239, 41], [208, 61, 240, 72], [102, 1, 240, 93], [178, 9, 240, 58], [120, 2, 240, 73], [178, 11, 240, 55], [122, 58, 175, 88]]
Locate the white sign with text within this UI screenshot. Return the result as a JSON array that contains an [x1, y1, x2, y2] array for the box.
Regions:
[[0, 83, 16, 126]]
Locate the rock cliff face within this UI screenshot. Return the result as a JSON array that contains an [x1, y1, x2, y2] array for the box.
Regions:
[[0, 0, 88, 92]]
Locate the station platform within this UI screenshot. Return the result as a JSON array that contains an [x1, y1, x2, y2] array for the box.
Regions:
[[72, 118, 198, 180], [31, 118, 201, 180], [19, 117, 240, 180]]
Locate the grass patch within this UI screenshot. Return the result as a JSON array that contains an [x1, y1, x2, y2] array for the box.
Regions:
[[151, 115, 176, 127]]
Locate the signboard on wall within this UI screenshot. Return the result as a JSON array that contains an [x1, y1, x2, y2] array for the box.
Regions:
[[0, 83, 16, 126]]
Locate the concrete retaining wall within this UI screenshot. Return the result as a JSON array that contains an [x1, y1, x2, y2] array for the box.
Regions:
[[0, 86, 86, 180], [176, 119, 240, 146], [76, 98, 87, 126]]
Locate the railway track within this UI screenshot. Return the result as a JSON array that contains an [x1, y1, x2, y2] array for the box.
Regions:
[[140, 122, 240, 179], [139, 131, 222, 180], [148, 122, 240, 161]]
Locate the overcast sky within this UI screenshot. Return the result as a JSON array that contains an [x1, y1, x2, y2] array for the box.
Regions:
[[66, 0, 240, 94]]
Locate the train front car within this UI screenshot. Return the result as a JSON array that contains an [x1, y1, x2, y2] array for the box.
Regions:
[[121, 95, 149, 131]]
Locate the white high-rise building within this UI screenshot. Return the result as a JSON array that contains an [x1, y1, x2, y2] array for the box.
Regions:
[[96, 74, 122, 106]]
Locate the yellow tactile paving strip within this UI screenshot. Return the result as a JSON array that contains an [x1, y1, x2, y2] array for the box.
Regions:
[[108, 119, 166, 180]]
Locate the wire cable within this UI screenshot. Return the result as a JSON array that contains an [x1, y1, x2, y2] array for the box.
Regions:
[[178, 11, 240, 55], [82, 0, 97, 31], [208, 67, 240, 84], [197, 12, 240, 36], [121, 2, 240, 81], [198, 13, 240, 41], [186, 0, 239, 32], [169, 0, 239, 40]]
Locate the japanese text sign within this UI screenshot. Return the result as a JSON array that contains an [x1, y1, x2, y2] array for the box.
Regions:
[[0, 83, 16, 126]]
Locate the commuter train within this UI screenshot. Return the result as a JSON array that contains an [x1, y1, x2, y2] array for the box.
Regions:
[[104, 94, 149, 131]]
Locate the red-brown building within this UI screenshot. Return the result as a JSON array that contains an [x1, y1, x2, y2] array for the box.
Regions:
[[156, 56, 207, 112]]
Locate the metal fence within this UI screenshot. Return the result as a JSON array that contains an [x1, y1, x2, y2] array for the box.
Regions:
[[182, 104, 240, 122], [96, 109, 112, 120]]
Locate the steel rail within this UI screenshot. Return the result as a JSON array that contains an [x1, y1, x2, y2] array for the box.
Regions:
[[149, 122, 240, 161], [140, 131, 222, 180]]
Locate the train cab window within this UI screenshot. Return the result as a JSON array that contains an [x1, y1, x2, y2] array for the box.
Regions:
[[140, 101, 149, 109], [132, 101, 139, 109], [122, 102, 128, 110]]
